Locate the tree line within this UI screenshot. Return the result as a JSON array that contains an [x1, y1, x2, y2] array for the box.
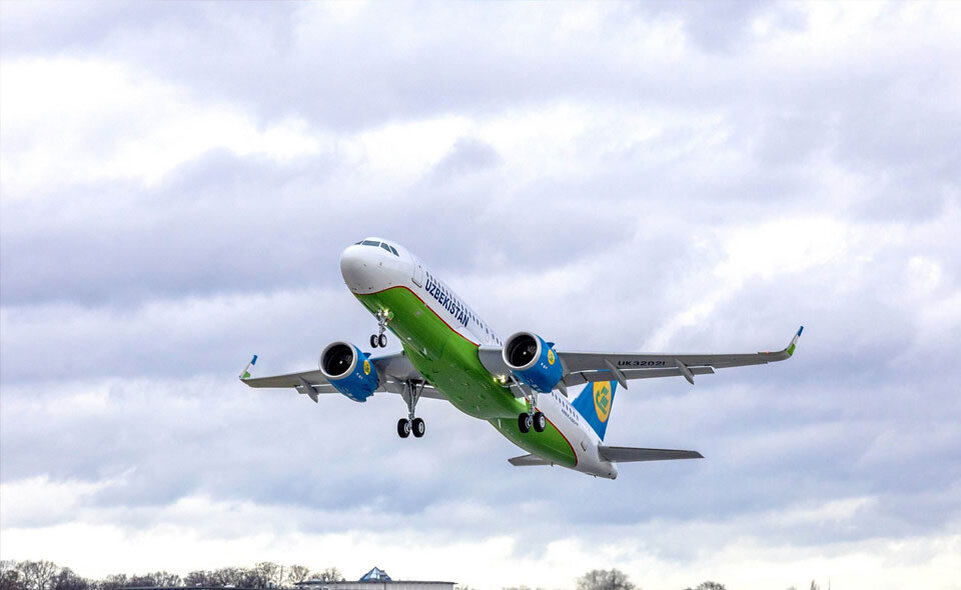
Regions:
[[3, 562, 823, 590], [502, 569, 728, 590], [0, 561, 344, 590]]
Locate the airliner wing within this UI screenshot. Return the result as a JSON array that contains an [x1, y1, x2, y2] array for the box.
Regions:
[[557, 326, 802, 389], [478, 326, 801, 391], [240, 353, 447, 401]]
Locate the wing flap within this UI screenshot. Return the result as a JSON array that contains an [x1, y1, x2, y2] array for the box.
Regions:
[[598, 445, 703, 463], [564, 366, 715, 386]]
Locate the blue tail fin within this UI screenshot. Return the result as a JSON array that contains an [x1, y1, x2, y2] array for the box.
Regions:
[[571, 380, 618, 441]]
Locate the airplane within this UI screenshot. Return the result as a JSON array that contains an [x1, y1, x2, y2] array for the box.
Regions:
[[240, 237, 802, 479]]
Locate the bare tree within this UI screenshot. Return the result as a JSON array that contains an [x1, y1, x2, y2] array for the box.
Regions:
[[244, 568, 276, 590], [18, 562, 60, 590], [310, 570, 343, 584], [210, 569, 243, 588], [284, 567, 310, 587], [809, 582, 820, 590], [153, 573, 181, 588], [97, 574, 128, 590], [684, 583, 726, 590], [1, 562, 26, 590], [576, 569, 635, 590], [52, 569, 88, 590], [184, 572, 209, 587], [251, 564, 282, 589], [126, 575, 157, 588]]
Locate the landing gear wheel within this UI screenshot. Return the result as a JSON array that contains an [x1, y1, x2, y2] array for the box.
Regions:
[[532, 411, 547, 432], [397, 418, 411, 438], [372, 310, 389, 350], [411, 417, 426, 438], [518, 412, 533, 434]]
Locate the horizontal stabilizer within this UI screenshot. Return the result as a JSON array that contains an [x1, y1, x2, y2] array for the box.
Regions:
[[598, 445, 703, 463], [508, 453, 552, 467]]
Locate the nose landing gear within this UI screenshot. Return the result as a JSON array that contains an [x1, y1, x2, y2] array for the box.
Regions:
[[397, 380, 427, 439], [370, 310, 390, 348]]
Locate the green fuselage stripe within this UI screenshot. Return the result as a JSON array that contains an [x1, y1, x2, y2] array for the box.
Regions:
[[355, 287, 577, 467]]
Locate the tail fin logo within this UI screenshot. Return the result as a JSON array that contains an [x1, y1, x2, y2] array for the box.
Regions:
[[593, 382, 612, 422]]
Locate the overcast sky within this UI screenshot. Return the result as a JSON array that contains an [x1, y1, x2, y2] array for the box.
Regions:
[[2, 2, 960, 589]]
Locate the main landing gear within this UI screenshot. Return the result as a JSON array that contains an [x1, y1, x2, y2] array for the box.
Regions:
[[518, 410, 547, 434], [397, 380, 426, 439], [369, 310, 389, 348], [514, 381, 547, 434]]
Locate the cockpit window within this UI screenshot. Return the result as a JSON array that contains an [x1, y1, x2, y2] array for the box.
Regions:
[[356, 239, 400, 256]]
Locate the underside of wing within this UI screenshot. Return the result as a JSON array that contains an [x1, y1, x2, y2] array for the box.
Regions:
[[242, 369, 334, 390], [559, 326, 802, 389], [478, 327, 801, 391], [239, 352, 446, 401], [598, 446, 703, 462]]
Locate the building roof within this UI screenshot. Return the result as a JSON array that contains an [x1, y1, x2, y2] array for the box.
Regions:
[[359, 568, 390, 582]]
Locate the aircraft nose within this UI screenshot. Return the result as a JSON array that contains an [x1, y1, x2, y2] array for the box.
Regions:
[[340, 240, 412, 294], [340, 245, 372, 293]]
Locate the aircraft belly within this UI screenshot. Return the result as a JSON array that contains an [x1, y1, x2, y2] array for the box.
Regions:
[[491, 417, 578, 468], [355, 287, 521, 419], [355, 287, 576, 466]]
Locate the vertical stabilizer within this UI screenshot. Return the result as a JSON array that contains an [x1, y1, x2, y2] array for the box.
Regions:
[[571, 380, 617, 441]]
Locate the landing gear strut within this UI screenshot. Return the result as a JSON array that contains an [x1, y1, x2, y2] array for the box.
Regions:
[[370, 310, 389, 348], [397, 380, 426, 439]]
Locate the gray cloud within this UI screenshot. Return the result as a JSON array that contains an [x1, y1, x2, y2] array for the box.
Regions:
[[2, 2, 961, 586]]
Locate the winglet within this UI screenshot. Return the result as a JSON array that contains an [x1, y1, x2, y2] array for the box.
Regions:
[[786, 326, 803, 357], [240, 354, 258, 380]]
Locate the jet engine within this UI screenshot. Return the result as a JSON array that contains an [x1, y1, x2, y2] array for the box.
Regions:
[[502, 331, 563, 393], [319, 341, 379, 402]]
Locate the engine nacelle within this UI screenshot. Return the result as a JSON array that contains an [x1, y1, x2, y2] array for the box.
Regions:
[[319, 341, 379, 402], [502, 331, 563, 393]]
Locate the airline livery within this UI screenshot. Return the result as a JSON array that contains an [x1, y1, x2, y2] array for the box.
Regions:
[[240, 238, 802, 479]]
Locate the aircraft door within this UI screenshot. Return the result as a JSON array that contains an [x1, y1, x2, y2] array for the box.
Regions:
[[412, 262, 424, 287]]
